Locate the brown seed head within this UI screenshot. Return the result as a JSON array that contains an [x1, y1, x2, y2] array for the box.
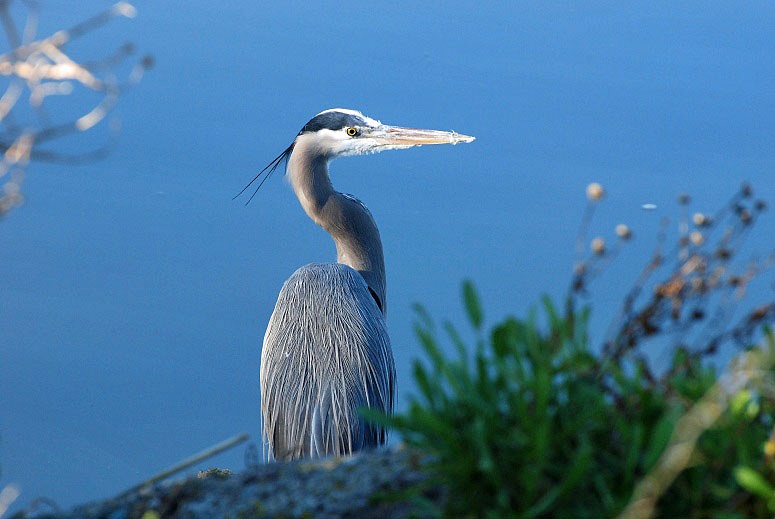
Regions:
[[692, 212, 710, 226], [615, 224, 632, 240], [586, 182, 604, 201], [591, 237, 606, 255]]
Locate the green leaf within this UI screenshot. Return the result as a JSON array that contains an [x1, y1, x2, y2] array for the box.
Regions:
[[413, 361, 438, 408], [415, 325, 444, 372], [644, 410, 679, 470], [472, 417, 496, 475], [624, 423, 645, 481], [541, 295, 560, 329], [462, 279, 483, 330], [358, 406, 393, 428], [734, 465, 775, 500], [412, 303, 435, 332], [526, 440, 592, 517], [443, 320, 469, 364], [408, 408, 458, 445], [525, 483, 562, 518]]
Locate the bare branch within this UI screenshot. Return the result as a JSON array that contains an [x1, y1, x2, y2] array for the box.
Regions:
[[0, 0, 150, 219]]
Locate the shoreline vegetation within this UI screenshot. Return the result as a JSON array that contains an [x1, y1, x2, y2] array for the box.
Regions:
[[364, 183, 775, 517]]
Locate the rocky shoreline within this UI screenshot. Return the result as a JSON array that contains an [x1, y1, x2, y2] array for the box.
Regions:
[[12, 446, 430, 519]]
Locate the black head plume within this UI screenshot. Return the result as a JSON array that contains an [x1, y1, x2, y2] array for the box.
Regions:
[[233, 141, 295, 204]]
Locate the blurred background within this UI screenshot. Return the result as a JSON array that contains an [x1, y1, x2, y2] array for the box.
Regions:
[[1, 1, 773, 513]]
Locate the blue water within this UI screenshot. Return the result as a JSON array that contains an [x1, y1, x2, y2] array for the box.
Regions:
[[1, 1, 773, 512]]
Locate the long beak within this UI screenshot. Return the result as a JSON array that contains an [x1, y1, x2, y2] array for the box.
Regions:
[[372, 125, 475, 147]]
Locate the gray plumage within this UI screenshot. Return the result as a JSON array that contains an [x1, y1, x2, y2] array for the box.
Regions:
[[251, 108, 474, 461], [261, 262, 393, 460]]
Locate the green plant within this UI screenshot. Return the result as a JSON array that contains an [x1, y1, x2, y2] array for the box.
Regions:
[[368, 285, 775, 518], [365, 184, 775, 518]]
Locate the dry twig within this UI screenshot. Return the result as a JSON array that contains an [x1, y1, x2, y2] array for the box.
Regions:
[[0, 1, 151, 218]]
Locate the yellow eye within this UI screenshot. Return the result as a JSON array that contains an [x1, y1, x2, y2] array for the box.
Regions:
[[346, 127, 358, 137]]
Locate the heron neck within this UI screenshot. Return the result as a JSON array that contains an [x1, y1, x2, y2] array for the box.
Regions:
[[287, 141, 387, 315]]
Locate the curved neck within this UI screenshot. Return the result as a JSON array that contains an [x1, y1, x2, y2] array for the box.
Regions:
[[287, 136, 387, 315]]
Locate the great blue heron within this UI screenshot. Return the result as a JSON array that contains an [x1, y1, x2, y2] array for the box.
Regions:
[[241, 108, 474, 461]]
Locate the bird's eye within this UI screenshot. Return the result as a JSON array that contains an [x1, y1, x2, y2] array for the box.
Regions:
[[346, 127, 358, 137]]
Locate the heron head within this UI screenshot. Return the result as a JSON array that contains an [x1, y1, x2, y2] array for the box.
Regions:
[[295, 108, 475, 159], [236, 108, 474, 203]]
